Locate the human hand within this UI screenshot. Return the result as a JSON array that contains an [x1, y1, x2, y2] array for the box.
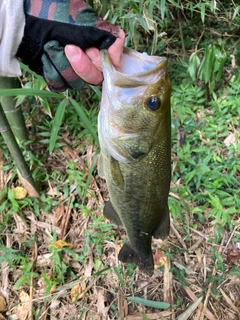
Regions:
[[65, 29, 125, 85], [17, 0, 122, 91]]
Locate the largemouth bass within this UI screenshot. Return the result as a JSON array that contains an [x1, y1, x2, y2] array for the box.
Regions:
[[98, 48, 171, 275]]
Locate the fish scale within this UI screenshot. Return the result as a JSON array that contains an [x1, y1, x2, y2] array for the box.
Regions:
[[98, 48, 171, 275]]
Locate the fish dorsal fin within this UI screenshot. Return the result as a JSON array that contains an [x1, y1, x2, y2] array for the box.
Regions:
[[103, 200, 122, 226]]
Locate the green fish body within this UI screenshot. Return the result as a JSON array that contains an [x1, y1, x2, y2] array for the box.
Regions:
[[98, 48, 171, 275]]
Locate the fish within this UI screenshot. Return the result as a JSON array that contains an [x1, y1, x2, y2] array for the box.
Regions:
[[98, 48, 171, 276]]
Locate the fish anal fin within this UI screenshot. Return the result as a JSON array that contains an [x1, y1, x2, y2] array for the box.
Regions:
[[118, 243, 154, 276], [103, 200, 122, 226], [152, 206, 170, 240]]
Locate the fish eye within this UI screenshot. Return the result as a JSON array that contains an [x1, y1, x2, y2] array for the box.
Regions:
[[146, 96, 161, 111]]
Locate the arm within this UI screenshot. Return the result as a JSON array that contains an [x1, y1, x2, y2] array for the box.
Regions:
[[0, 0, 25, 77]]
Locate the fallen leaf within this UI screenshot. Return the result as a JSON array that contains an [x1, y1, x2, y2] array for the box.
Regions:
[[17, 170, 40, 198], [177, 297, 202, 320], [0, 296, 6, 312], [154, 250, 167, 268], [117, 242, 123, 254], [70, 282, 86, 302], [50, 284, 57, 293], [17, 291, 31, 320], [50, 240, 74, 249], [54, 202, 65, 226], [12, 187, 28, 200], [227, 243, 240, 263], [97, 288, 109, 316], [13, 213, 28, 233], [223, 131, 238, 147]]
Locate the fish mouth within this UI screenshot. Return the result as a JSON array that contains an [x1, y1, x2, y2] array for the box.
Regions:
[[101, 48, 167, 88]]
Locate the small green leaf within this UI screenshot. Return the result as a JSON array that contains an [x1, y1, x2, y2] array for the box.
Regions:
[[232, 6, 240, 20], [198, 45, 215, 83], [160, 0, 166, 20], [49, 98, 68, 153], [69, 98, 99, 145], [90, 85, 102, 99], [120, 0, 125, 16], [127, 296, 170, 309], [0, 88, 62, 99], [113, 266, 125, 287], [201, 4, 206, 23], [188, 53, 201, 81]]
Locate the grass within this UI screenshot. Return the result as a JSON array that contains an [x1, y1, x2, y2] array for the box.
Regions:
[[0, 1, 240, 319]]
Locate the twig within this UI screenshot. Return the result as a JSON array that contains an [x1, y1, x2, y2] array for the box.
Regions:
[[198, 233, 226, 320], [222, 224, 238, 254], [195, 29, 205, 52], [177, 9, 186, 59], [170, 218, 188, 263], [61, 195, 73, 239], [183, 286, 217, 320], [30, 242, 38, 319], [164, 257, 175, 320]]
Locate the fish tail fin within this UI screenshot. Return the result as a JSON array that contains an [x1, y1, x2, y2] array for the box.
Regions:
[[118, 243, 154, 276], [152, 206, 170, 240]]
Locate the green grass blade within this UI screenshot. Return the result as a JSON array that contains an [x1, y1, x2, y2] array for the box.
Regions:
[[69, 98, 99, 146], [49, 98, 68, 153], [113, 266, 125, 287], [0, 88, 63, 99], [90, 85, 102, 99], [127, 296, 170, 309]]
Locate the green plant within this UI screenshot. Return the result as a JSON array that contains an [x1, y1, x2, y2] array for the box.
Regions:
[[188, 41, 227, 95]]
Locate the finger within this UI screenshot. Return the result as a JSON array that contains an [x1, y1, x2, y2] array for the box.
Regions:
[[85, 47, 102, 71], [86, 29, 125, 71], [108, 29, 125, 68], [65, 45, 103, 84]]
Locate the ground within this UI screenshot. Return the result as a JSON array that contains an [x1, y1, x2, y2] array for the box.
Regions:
[[0, 126, 239, 319]]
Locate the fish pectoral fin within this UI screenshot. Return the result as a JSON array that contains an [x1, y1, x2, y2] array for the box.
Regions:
[[110, 156, 124, 189], [118, 243, 154, 276], [98, 153, 105, 178], [152, 206, 170, 240], [103, 200, 123, 226]]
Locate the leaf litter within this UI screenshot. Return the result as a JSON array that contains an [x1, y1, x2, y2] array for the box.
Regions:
[[0, 132, 239, 320], [0, 76, 240, 320]]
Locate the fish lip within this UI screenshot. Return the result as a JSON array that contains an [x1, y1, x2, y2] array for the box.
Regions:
[[100, 49, 167, 87]]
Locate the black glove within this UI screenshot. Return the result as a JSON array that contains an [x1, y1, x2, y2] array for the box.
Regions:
[[17, 0, 120, 91]]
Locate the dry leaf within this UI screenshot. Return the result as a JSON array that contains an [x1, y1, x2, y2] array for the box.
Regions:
[[227, 243, 240, 263], [154, 250, 167, 268], [13, 213, 28, 233], [12, 187, 28, 200], [97, 288, 109, 316], [50, 240, 74, 249], [50, 284, 57, 293], [70, 282, 86, 302], [54, 202, 65, 225], [177, 297, 202, 320], [17, 291, 31, 320], [17, 170, 40, 198], [0, 296, 6, 312], [223, 132, 238, 147], [117, 242, 123, 254]]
